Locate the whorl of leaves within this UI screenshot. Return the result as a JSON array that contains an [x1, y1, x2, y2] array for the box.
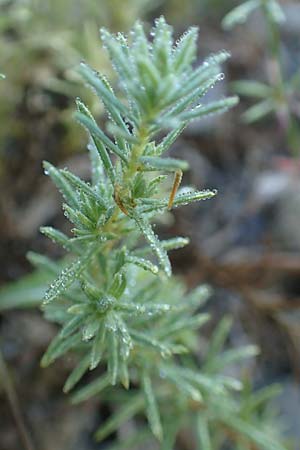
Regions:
[[32, 18, 287, 450]]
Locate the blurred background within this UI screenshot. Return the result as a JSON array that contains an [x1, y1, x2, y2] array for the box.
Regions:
[[1, 0, 300, 449]]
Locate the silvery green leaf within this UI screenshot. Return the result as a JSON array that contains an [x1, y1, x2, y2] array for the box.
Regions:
[[100, 28, 133, 84], [135, 56, 160, 97], [117, 302, 173, 317], [61, 169, 106, 208], [26, 252, 60, 275], [88, 140, 104, 187], [173, 27, 198, 73], [183, 285, 212, 311], [59, 315, 84, 339], [139, 156, 189, 172], [130, 330, 185, 357], [232, 80, 271, 98], [43, 161, 78, 208], [71, 374, 111, 404], [75, 111, 127, 163], [90, 324, 106, 370], [94, 395, 144, 441], [195, 415, 212, 450], [152, 16, 173, 76], [82, 319, 100, 341], [76, 99, 116, 182], [138, 189, 217, 214], [169, 51, 229, 105], [131, 213, 171, 277], [170, 366, 226, 395], [108, 272, 126, 298], [222, 0, 260, 30], [242, 384, 282, 414], [67, 304, 88, 315], [126, 255, 159, 275], [221, 415, 287, 450], [178, 96, 239, 122], [63, 204, 94, 229], [63, 354, 90, 393], [115, 315, 133, 360], [142, 371, 163, 441], [131, 21, 150, 57], [43, 251, 93, 304], [242, 99, 274, 123], [204, 316, 232, 365], [41, 332, 82, 367], [162, 365, 203, 402], [206, 345, 259, 373], [78, 63, 130, 122], [217, 376, 243, 391], [173, 189, 217, 206], [0, 270, 50, 311], [40, 226, 71, 250], [264, 0, 285, 24], [119, 358, 129, 389], [156, 123, 186, 155], [166, 73, 223, 118], [157, 313, 210, 339], [134, 237, 189, 256], [107, 330, 119, 385]]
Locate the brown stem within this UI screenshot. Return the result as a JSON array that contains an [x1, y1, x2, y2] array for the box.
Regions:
[[0, 347, 36, 450]]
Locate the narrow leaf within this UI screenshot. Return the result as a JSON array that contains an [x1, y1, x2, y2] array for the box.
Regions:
[[156, 123, 186, 155], [142, 371, 163, 441], [43, 161, 78, 208], [90, 324, 106, 370], [94, 394, 144, 441], [26, 252, 60, 275], [40, 226, 71, 250], [195, 415, 212, 450], [71, 374, 111, 404], [126, 255, 159, 275], [43, 251, 93, 304], [139, 156, 189, 172], [63, 354, 90, 393], [178, 96, 239, 122], [232, 80, 271, 98], [76, 99, 116, 182], [107, 331, 119, 385], [173, 27, 198, 73], [131, 213, 171, 277], [41, 332, 82, 367], [75, 111, 127, 163], [242, 99, 274, 123], [222, 0, 260, 30]]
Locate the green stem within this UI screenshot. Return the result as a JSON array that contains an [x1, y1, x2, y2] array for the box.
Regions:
[[263, 2, 294, 154]]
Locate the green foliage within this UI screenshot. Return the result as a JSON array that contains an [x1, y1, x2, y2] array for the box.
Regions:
[[0, 0, 159, 163], [222, 0, 285, 30], [223, 0, 300, 155], [0, 16, 289, 449]]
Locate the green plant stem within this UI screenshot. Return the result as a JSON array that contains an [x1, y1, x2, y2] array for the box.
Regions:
[[123, 126, 150, 183], [263, 2, 296, 154]]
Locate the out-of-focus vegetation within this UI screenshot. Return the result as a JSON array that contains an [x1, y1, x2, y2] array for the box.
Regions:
[[0, 0, 158, 165], [223, 0, 300, 156]]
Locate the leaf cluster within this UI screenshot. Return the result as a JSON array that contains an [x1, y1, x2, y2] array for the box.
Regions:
[[3, 17, 289, 450], [222, 0, 300, 133]]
